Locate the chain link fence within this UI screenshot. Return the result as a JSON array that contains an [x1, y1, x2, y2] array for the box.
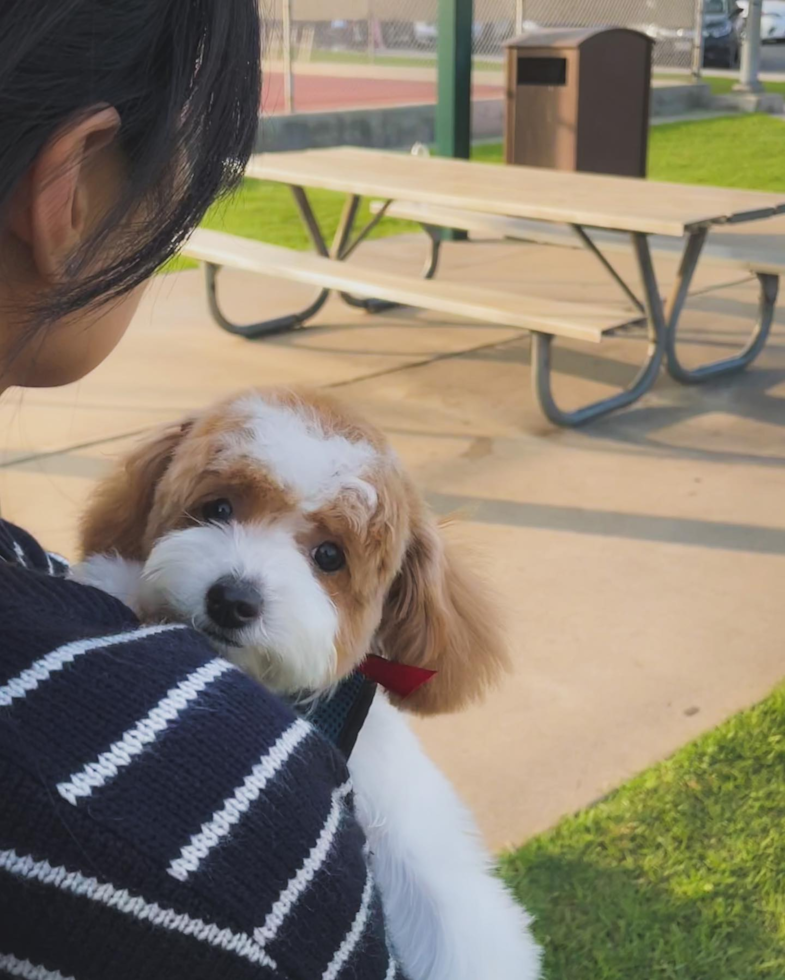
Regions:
[[264, 0, 702, 73]]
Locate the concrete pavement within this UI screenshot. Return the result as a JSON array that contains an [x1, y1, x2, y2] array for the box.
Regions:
[[3, 232, 784, 850]]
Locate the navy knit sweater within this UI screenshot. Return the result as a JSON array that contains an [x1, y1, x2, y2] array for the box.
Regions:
[[0, 520, 404, 980]]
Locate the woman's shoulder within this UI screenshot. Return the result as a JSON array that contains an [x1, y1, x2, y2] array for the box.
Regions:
[[0, 520, 147, 683], [0, 519, 69, 577], [0, 519, 347, 798], [0, 521, 348, 799], [0, 521, 398, 980]]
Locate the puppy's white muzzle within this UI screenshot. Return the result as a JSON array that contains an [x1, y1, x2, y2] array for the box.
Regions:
[[139, 522, 339, 695]]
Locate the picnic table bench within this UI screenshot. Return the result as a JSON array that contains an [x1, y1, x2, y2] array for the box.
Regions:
[[185, 229, 633, 346], [181, 147, 785, 427], [371, 200, 784, 387]]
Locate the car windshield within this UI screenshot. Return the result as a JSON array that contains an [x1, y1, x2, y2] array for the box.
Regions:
[[705, 0, 727, 13]]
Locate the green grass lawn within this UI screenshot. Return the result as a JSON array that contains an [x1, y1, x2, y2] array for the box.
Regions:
[[170, 113, 785, 272], [649, 113, 785, 190], [660, 73, 785, 99], [166, 183, 417, 273], [307, 48, 503, 74], [707, 75, 785, 98], [500, 684, 785, 978]]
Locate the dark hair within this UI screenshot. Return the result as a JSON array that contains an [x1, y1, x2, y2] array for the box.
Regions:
[[0, 0, 261, 323]]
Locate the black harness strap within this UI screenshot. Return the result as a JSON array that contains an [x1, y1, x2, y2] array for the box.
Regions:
[[296, 671, 377, 759]]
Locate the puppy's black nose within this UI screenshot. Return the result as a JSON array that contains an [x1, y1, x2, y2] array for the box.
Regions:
[[206, 578, 262, 631]]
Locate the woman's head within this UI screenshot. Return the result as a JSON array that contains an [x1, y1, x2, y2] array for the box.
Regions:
[[0, 0, 261, 387]]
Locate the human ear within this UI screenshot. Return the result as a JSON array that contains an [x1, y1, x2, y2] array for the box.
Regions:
[[9, 106, 121, 280]]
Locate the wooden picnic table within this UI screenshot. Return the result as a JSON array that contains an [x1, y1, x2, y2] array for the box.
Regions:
[[248, 146, 785, 238], [199, 147, 785, 425]]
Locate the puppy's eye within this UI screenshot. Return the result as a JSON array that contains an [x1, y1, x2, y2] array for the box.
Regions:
[[202, 498, 234, 524], [313, 542, 346, 573]]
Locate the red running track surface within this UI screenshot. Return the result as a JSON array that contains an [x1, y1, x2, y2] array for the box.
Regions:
[[262, 71, 501, 115]]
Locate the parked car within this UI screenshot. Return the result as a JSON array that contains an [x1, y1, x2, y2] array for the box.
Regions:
[[761, 0, 785, 41], [379, 21, 416, 49], [737, 0, 785, 42], [311, 19, 369, 48], [703, 0, 743, 65], [412, 21, 437, 47], [643, 0, 743, 68]]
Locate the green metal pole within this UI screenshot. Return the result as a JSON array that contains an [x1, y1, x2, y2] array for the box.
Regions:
[[436, 0, 473, 159], [436, 0, 473, 240]]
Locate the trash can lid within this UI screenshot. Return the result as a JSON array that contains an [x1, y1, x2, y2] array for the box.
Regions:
[[504, 26, 652, 49]]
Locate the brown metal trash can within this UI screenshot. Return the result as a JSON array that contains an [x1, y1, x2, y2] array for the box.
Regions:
[[504, 27, 653, 178]]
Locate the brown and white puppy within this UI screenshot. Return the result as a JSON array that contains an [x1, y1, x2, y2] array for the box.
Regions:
[[76, 387, 541, 980], [79, 386, 507, 715]]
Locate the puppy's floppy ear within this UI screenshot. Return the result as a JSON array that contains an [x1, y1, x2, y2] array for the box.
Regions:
[[80, 419, 193, 562], [378, 514, 510, 716]]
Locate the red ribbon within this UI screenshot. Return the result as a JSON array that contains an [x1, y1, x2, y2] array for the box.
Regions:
[[359, 654, 437, 699]]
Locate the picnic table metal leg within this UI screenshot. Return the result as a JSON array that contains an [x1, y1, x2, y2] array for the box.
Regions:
[[333, 195, 399, 314], [665, 228, 779, 383], [532, 233, 666, 427], [204, 264, 329, 339], [571, 225, 645, 314], [332, 195, 379, 260], [333, 195, 442, 314], [203, 185, 442, 336], [202, 185, 331, 338]]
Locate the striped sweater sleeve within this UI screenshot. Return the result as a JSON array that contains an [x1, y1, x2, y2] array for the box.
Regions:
[[0, 525, 404, 980]]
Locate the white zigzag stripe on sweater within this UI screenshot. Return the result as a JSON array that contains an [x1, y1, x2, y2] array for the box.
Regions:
[[254, 780, 353, 946], [168, 717, 312, 882], [322, 865, 375, 980], [47, 552, 69, 573], [384, 956, 398, 980], [0, 849, 276, 971], [56, 658, 235, 806], [0, 952, 75, 980], [0, 624, 188, 708]]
